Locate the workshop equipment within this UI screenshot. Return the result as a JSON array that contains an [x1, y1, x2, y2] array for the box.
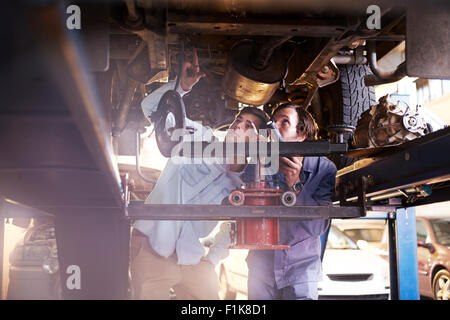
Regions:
[[226, 121, 296, 250], [227, 130, 297, 251], [229, 181, 296, 249]]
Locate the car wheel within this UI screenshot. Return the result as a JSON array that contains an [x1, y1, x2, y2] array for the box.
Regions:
[[320, 63, 376, 169], [338, 64, 376, 128], [218, 267, 237, 300], [432, 269, 450, 300]]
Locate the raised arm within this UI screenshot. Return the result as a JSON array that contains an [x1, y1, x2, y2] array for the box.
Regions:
[[141, 48, 205, 121]]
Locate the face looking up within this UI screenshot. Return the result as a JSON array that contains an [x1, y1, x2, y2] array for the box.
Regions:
[[272, 107, 306, 142], [226, 113, 263, 142]]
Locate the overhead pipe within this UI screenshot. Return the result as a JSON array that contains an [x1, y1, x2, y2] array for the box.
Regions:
[[333, 54, 367, 65], [365, 62, 406, 86], [112, 81, 137, 138], [135, 128, 157, 184], [364, 40, 407, 86]]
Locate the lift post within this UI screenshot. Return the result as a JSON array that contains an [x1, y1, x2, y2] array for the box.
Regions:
[[391, 207, 420, 300], [346, 207, 421, 300]]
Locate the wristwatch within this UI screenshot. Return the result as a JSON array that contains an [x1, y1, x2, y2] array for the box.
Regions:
[[291, 180, 303, 193]]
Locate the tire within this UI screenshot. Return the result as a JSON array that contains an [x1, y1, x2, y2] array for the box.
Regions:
[[319, 63, 376, 169], [339, 64, 376, 128], [218, 266, 237, 300], [432, 269, 450, 300]]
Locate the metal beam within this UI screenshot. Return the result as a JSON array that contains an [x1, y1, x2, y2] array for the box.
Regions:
[[395, 207, 420, 300], [168, 21, 342, 37], [173, 140, 347, 158], [0, 197, 54, 219], [387, 213, 399, 300], [31, 5, 125, 208], [0, 115, 123, 213], [127, 202, 364, 220], [336, 127, 450, 204]]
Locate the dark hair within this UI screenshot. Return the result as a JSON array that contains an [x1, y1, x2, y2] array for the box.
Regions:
[[236, 107, 270, 129], [271, 103, 318, 140]]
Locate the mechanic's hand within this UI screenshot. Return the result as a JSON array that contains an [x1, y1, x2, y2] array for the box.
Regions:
[[180, 48, 205, 91], [279, 156, 303, 188]]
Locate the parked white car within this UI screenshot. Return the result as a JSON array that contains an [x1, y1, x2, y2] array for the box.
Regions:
[[332, 218, 389, 260], [318, 225, 390, 299], [217, 224, 390, 300]]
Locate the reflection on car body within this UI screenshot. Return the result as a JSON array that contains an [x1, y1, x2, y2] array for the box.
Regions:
[[416, 217, 450, 300]]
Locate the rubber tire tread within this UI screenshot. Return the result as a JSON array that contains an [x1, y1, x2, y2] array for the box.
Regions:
[[339, 64, 376, 127]]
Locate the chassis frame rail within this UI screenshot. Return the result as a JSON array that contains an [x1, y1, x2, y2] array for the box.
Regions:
[[126, 201, 364, 220]]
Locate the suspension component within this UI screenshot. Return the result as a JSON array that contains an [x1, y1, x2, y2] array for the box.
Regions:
[[353, 94, 447, 148]]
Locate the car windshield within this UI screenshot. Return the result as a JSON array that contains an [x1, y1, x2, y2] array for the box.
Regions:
[[343, 228, 384, 243], [430, 219, 450, 246], [326, 226, 358, 250]]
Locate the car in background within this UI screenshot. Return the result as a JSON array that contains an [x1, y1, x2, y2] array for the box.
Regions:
[[7, 221, 60, 299], [332, 219, 386, 246], [318, 225, 390, 299], [332, 219, 389, 260], [416, 217, 450, 300], [217, 225, 390, 300]]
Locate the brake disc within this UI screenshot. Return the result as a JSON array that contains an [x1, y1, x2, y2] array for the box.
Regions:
[[153, 90, 187, 157]]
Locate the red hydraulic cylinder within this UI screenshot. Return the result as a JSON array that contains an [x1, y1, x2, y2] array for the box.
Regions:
[[229, 181, 295, 249]]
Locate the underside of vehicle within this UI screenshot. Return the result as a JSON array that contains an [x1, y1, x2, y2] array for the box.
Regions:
[[107, 0, 405, 148], [0, 0, 449, 299]]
